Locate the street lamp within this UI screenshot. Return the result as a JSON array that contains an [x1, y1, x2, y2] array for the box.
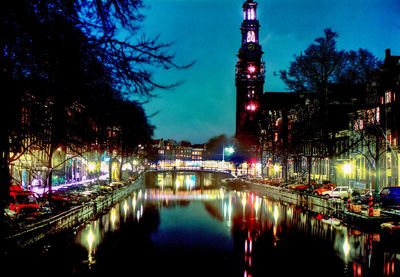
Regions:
[[222, 146, 235, 162], [342, 163, 352, 175], [88, 162, 96, 172], [342, 163, 352, 193], [274, 164, 280, 179]]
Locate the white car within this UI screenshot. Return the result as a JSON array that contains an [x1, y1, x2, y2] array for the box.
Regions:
[[322, 186, 351, 200]]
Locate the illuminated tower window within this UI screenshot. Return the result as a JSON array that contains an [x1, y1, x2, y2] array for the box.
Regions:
[[246, 8, 255, 20], [247, 31, 256, 43], [248, 65, 256, 73]]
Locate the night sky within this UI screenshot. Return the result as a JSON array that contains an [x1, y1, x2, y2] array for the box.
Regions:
[[140, 0, 400, 144]]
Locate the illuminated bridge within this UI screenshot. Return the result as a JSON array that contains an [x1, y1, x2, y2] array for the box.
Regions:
[[147, 165, 236, 176]]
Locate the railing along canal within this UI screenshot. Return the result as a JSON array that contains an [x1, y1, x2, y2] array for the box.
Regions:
[[6, 175, 144, 248]]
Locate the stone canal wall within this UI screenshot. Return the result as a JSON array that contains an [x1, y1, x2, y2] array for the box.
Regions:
[[247, 182, 345, 216], [6, 176, 144, 248], [245, 181, 399, 230]]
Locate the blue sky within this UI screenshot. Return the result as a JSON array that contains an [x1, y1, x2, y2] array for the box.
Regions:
[[139, 0, 400, 144]]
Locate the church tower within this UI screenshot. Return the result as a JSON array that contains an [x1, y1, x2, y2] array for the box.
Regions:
[[235, 0, 265, 146]]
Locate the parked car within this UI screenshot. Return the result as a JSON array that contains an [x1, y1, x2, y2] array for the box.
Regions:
[[379, 187, 400, 208], [321, 186, 351, 200], [294, 183, 314, 193], [288, 182, 307, 190], [9, 186, 40, 217], [350, 189, 371, 204], [313, 184, 336, 195]]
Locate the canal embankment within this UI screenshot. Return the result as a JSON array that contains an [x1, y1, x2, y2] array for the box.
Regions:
[[241, 179, 399, 231], [4, 174, 145, 249]]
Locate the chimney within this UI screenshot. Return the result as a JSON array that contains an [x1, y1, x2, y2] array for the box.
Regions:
[[385, 48, 391, 60]]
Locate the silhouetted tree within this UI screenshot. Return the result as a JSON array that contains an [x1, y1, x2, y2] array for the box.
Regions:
[[0, 0, 191, 210], [204, 135, 228, 160], [277, 29, 381, 184]]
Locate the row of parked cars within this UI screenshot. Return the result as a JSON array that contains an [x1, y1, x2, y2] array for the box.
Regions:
[[225, 177, 400, 209], [291, 181, 400, 208], [6, 181, 126, 220]]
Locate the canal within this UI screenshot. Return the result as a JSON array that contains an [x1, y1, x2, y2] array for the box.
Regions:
[[4, 171, 400, 276]]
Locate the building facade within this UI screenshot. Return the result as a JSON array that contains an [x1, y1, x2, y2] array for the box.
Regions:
[[149, 139, 205, 165]]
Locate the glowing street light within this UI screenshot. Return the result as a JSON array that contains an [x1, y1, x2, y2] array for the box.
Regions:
[[225, 146, 235, 154], [342, 163, 352, 192], [273, 164, 280, 178], [222, 146, 235, 162], [342, 163, 352, 175], [88, 162, 96, 172]]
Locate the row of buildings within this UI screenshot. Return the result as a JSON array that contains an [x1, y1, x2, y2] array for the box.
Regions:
[[8, 92, 149, 193], [261, 49, 400, 191], [148, 139, 205, 165]]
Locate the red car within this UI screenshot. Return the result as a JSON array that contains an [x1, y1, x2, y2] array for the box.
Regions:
[[313, 184, 336, 196], [9, 186, 40, 216]]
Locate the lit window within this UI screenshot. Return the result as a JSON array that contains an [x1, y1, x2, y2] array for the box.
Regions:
[[355, 119, 364, 130], [386, 90, 391, 103], [248, 65, 256, 73], [247, 8, 255, 20], [246, 103, 257, 112], [246, 31, 256, 43], [376, 107, 380, 122]]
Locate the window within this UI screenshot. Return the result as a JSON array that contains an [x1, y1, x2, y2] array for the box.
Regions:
[[248, 65, 256, 73], [388, 156, 392, 169], [246, 31, 256, 43], [355, 119, 363, 130], [246, 89, 254, 99], [247, 8, 255, 20], [367, 107, 380, 124], [387, 133, 392, 145], [386, 90, 391, 103]]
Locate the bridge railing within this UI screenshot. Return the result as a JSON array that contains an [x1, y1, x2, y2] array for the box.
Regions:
[[148, 165, 234, 174]]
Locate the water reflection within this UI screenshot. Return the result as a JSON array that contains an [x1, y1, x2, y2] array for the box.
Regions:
[[72, 172, 400, 276]]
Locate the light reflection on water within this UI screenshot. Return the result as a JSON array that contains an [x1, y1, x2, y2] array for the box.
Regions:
[[72, 172, 400, 276]]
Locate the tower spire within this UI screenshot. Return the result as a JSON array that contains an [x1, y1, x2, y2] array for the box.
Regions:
[[235, 0, 265, 146]]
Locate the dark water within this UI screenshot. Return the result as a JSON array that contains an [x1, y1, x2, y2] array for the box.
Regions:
[[4, 171, 400, 276]]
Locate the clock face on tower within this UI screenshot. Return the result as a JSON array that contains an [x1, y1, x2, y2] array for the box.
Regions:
[[247, 43, 255, 51]]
